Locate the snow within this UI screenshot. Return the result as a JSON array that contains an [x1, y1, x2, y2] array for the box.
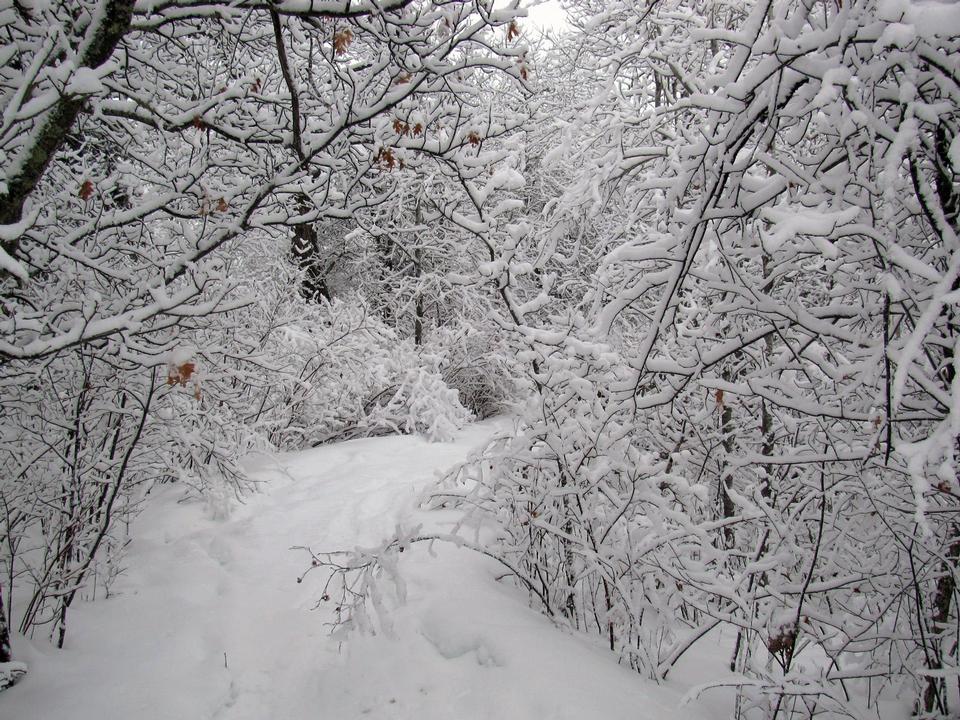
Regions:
[[166, 344, 196, 366], [524, 1, 569, 33], [64, 69, 105, 96], [902, 1, 960, 39], [0, 244, 27, 282], [0, 662, 26, 691], [876, 22, 916, 49], [1, 420, 726, 720]]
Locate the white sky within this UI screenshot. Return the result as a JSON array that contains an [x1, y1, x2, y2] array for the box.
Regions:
[[525, 1, 569, 31]]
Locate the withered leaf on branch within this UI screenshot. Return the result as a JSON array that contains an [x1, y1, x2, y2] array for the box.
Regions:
[[167, 362, 196, 387], [375, 147, 397, 170], [333, 29, 353, 55]]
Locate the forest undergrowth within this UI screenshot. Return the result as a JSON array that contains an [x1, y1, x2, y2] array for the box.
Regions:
[[1, 0, 959, 717]]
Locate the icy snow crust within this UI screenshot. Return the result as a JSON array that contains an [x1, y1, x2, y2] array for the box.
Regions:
[[1, 421, 724, 719]]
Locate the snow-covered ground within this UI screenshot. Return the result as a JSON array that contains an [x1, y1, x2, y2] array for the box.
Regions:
[[1, 420, 728, 720]]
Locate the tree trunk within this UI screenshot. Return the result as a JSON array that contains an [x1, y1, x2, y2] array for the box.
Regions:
[[923, 527, 960, 715], [291, 219, 330, 304], [0, 580, 10, 663], [719, 378, 736, 548]]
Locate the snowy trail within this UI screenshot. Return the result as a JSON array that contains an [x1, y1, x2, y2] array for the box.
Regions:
[[2, 421, 724, 720]]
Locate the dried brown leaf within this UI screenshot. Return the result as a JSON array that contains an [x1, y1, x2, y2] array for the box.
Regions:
[[333, 28, 353, 55]]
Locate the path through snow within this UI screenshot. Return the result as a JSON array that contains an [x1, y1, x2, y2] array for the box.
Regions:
[[1, 421, 725, 720]]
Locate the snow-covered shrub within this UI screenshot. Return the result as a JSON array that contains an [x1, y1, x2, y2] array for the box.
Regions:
[[234, 293, 471, 447], [365, 365, 472, 443], [428, 322, 520, 419], [317, 3, 960, 718], [428, 348, 704, 676], [0, 0, 530, 663], [0, 662, 26, 691], [0, 350, 159, 648]]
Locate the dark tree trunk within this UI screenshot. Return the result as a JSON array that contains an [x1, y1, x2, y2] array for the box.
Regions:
[[414, 294, 424, 346], [291, 220, 330, 303], [720, 393, 736, 548], [412, 205, 425, 345], [0, 580, 10, 663], [413, 245, 424, 345], [923, 528, 960, 715]]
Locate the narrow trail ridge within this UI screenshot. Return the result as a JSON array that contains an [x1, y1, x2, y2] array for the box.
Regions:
[[2, 420, 722, 720]]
